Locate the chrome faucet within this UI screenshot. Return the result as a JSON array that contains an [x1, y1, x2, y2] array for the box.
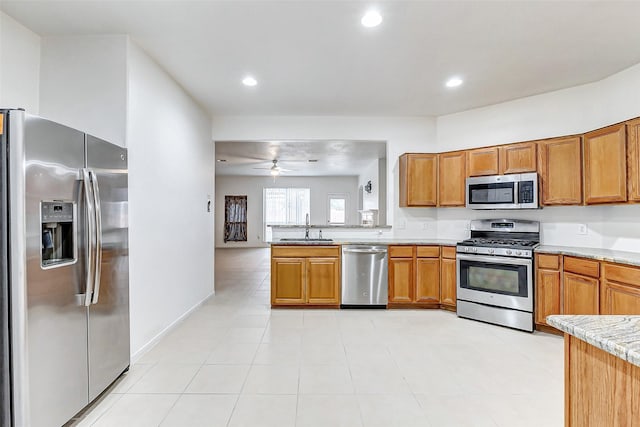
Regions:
[[305, 213, 310, 240]]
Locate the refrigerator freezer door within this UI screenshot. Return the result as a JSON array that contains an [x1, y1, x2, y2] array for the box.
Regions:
[[1, 112, 11, 427], [85, 135, 130, 401], [23, 115, 89, 427]]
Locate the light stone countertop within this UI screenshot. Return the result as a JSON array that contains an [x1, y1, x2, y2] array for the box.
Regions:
[[268, 238, 459, 246], [535, 245, 640, 267], [269, 224, 392, 229], [547, 315, 640, 368]]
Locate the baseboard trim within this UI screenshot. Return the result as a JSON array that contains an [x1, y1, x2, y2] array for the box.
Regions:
[[131, 291, 214, 363]]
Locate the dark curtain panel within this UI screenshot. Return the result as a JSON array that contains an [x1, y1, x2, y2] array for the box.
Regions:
[[224, 195, 248, 242]]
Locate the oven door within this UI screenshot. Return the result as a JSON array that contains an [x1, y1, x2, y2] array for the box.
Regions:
[[456, 253, 533, 311]]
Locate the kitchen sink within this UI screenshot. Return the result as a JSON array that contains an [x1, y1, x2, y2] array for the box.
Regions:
[[279, 238, 334, 242]]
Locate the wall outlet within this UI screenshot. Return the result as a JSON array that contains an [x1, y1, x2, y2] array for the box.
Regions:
[[422, 222, 430, 230], [397, 220, 406, 229], [578, 224, 588, 235]]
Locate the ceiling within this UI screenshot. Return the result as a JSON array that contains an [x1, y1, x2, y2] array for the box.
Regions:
[[3, 1, 640, 117], [215, 140, 386, 176]]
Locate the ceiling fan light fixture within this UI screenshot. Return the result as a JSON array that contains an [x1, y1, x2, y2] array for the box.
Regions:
[[270, 168, 280, 176]]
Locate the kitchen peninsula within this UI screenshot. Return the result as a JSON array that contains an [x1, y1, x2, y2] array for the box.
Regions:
[[547, 315, 640, 426]]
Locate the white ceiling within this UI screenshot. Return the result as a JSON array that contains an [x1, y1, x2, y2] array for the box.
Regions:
[[215, 140, 386, 176], [3, 1, 640, 118]]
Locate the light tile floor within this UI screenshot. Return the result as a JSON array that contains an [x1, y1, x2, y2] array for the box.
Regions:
[[69, 248, 564, 427]]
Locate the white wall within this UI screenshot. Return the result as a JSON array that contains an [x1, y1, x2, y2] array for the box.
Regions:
[[215, 175, 359, 248], [39, 35, 128, 146], [127, 41, 214, 357], [212, 116, 439, 239], [435, 62, 640, 252], [0, 11, 40, 113]]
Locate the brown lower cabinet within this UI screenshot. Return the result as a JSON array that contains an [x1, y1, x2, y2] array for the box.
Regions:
[[388, 245, 455, 308], [535, 253, 640, 330], [271, 246, 340, 307]]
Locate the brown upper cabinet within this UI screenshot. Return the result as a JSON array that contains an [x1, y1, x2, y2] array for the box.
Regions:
[[583, 123, 627, 204], [467, 147, 499, 177], [538, 136, 583, 206], [627, 118, 640, 202], [399, 153, 438, 207], [438, 151, 466, 207], [498, 142, 537, 175]]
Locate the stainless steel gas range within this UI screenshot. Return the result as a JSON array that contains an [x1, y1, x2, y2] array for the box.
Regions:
[[456, 219, 539, 332]]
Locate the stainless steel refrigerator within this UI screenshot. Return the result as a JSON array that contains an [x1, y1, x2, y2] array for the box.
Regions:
[[0, 109, 130, 427]]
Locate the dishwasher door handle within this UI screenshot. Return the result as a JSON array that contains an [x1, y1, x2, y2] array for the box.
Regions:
[[343, 249, 388, 254]]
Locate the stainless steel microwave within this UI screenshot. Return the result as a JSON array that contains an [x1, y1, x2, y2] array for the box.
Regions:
[[466, 173, 539, 209]]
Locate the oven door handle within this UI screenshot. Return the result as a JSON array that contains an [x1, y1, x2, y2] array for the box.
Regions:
[[456, 253, 532, 267]]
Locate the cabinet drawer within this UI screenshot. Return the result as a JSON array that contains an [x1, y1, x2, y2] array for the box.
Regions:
[[389, 246, 415, 258], [271, 245, 340, 258], [564, 256, 600, 278], [416, 246, 440, 258], [603, 263, 640, 286], [536, 254, 560, 270], [441, 246, 456, 259]]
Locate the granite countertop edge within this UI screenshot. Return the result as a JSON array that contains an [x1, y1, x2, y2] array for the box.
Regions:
[[268, 238, 459, 246], [269, 224, 393, 229], [547, 315, 640, 368], [535, 245, 640, 267]]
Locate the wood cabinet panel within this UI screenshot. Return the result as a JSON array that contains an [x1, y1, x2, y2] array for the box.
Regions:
[[538, 136, 583, 206], [416, 246, 439, 258], [399, 153, 438, 207], [535, 268, 561, 326], [537, 253, 560, 270], [306, 258, 340, 305], [566, 335, 638, 427], [583, 123, 627, 204], [563, 272, 599, 315], [603, 262, 640, 286], [440, 257, 457, 308], [467, 147, 499, 177], [441, 246, 456, 259], [389, 245, 415, 258], [601, 280, 640, 315], [389, 258, 414, 303], [564, 256, 599, 278], [415, 258, 440, 303], [438, 151, 466, 207], [271, 258, 306, 305], [271, 246, 340, 258], [628, 118, 640, 202], [499, 142, 537, 174]]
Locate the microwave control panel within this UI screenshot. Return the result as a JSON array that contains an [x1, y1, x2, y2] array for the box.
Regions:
[[519, 181, 535, 204]]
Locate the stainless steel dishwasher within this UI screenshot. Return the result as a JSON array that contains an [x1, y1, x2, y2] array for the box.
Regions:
[[341, 245, 388, 308]]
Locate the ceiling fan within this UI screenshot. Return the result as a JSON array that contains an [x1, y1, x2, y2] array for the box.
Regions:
[[252, 159, 296, 176]]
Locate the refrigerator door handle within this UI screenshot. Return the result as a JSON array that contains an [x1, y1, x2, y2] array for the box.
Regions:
[[82, 168, 96, 306], [90, 170, 103, 304]]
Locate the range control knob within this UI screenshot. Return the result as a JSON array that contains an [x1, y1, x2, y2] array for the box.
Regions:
[[464, 247, 469, 252], [472, 248, 478, 253], [488, 249, 494, 254], [506, 250, 512, 255], [516, 250, 522, 256]]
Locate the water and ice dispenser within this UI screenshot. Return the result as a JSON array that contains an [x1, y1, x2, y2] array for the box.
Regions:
[[41, 201, 76, 267]]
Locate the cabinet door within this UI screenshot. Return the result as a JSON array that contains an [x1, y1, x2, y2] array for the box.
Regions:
[[601, 280, 640, 315], [438, 151, 466, 207], [583, 123, 627, 204], [538, 136, 583, 205], [467, 147, 499, 177], [399, 153, 438, 207], [535, 268, 561, 326], [271, 258, 305, 305], [306, 258, 340, 305], [499, 142, 537, 174], [389, 258, 414, 303], [627, 118, 640, 202], [416, 258, 440, 303], [440, 257, 457, 308], [563, 272, 599, 315]]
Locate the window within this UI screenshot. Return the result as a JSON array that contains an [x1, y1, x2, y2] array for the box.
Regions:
[[264, 188, 310, 239], [328, 193, 348, 224]]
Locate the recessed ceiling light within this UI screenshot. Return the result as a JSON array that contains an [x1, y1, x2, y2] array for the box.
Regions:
[[242, 76, 258, 87], [445, 77, 464, 88], [361, 10, 382, 28]]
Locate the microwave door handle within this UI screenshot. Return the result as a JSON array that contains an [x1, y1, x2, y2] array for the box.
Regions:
[[90, 170, 103, 305], [82, 168, 96, 306]]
